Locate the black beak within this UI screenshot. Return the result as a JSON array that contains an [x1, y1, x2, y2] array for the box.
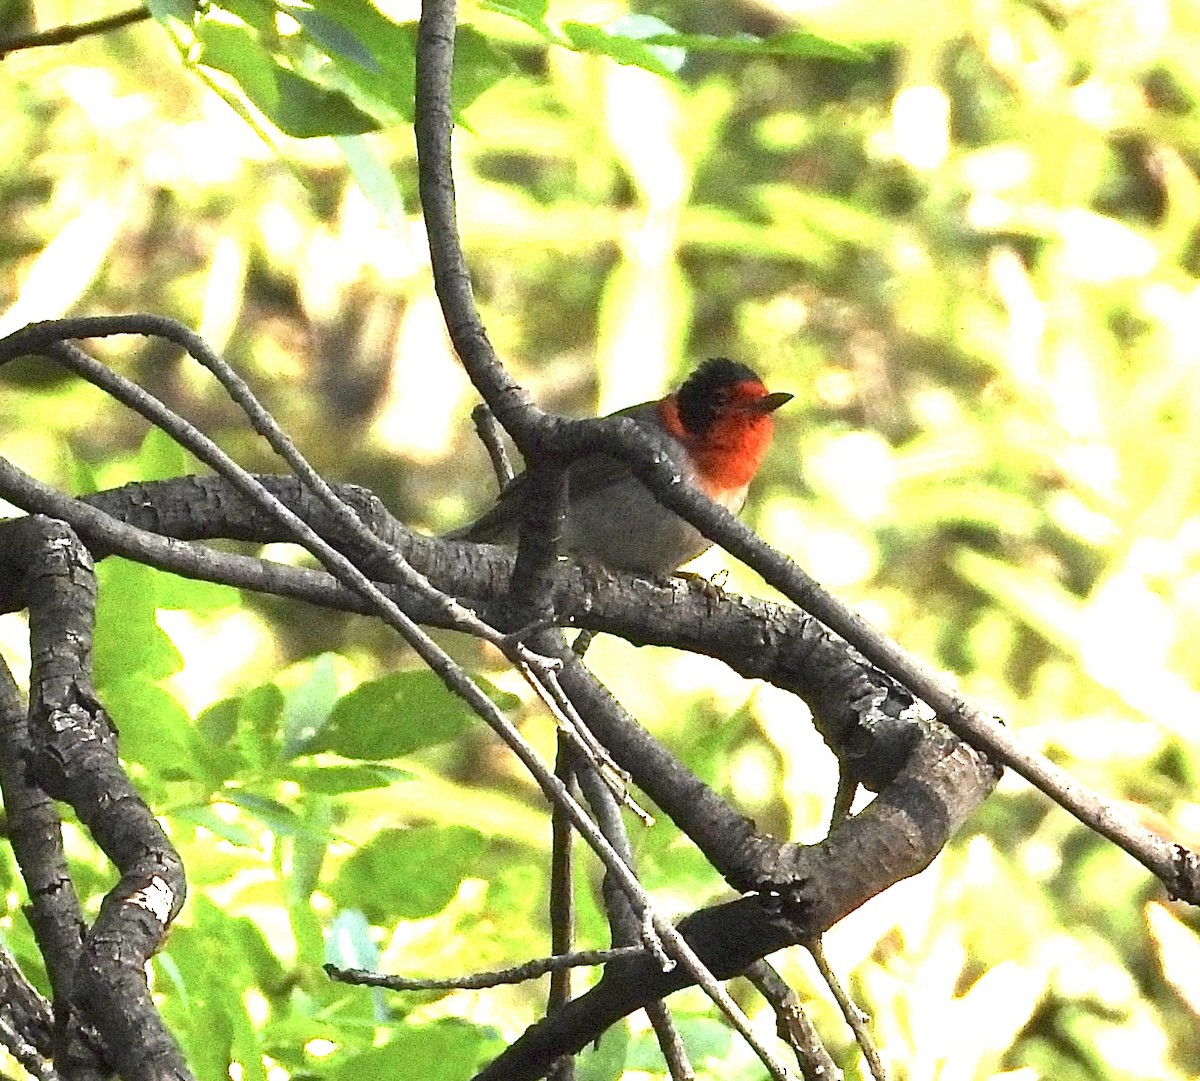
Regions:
[[748, 391, 794, 414]]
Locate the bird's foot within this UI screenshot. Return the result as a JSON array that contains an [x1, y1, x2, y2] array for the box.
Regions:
[[669, 569, 731, 612]]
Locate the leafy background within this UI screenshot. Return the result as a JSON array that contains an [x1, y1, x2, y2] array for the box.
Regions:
[[2, 0, 1200, 1077]]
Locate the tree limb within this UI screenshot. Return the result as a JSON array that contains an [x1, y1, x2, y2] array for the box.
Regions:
[[0, 6, 148, 58]]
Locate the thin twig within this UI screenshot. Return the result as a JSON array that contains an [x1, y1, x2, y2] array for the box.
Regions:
[[805, 939, 885, 1081], [0, 6, 149, 58], [536, 665, 652, 825], [472, 402, 515, 486], [571, 629, 596, 657], [324, 946, 645, 991], [4, 317, 502, 650], [576, 762, 694, 1081], [2, 323, 601, 791], [746, 960, 842, 1081], [829, 769, 858, 834], [0, 932, 57, 1080], [549, 739, 577, 1014]]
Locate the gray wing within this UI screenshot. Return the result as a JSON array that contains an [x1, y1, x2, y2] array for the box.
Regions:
[[448, 402, 669, 543]]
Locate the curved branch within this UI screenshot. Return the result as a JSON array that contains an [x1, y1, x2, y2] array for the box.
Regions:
[[7, 468, 1181, 912], [0, 656, 87, 1018], [413, 0, 535, 438], [0, 516, 191, 1080], [473, 729, 993, 1081], [13, 469, 1181, 905]]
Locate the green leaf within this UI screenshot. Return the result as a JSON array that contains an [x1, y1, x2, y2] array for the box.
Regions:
[[281, 0, 415, 122], [283, 762, 412, 794], [641, 28, 864, 61], [103, 676, 200, 779], [606, 14, 688, 72], [94, 560, 184, 688], [561, 20, 680, 79], [136, 425, 200, 482], [315, 670, 481, 760], [190, 2, 507, 136], [196, 17, 380, 137], [62, 445, 100, 497], [216, 0, 277, 35], [145, 0, 196, 29], [237, 682, 287, 770], [480, 0, 551, 37], [323, 906, 391, 1025], [330, 1019, 503, 1081], [559, 18, 861, 77], [281, 2, 380, 71], [222, 790, 329, 839], [627, 1014, 730, 1068], [330, 825, 486, 921], [156, 899, 284, 1079], [197, 695, 240, 746], [195, 686, 289, 785], [325, 907, 377, 969], [152, 572, 240, 613], [281, 652, 341, 760], [196, 15, 278, 100], [337, 21, 513, 122], [171, 803, 260, 847], [452, 24, 517, 114], [287, 798, 333, 902], [575, 1022, 630, 1081], [262, 67, 381, 138], [336, 135, 406, 231]]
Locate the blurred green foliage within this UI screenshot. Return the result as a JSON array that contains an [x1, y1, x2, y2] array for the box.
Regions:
[[3, 0, 1200, 1078]]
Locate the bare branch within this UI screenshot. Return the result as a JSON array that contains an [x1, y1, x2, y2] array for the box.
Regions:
[[805, 939, 885, 1081], [325, 947, 644, 991], [471, 403, 515, 486], [413, 0, 534, 438], [0, 6, 149, 58], [575, 761, 693, 1081], [0, 518, 191, 1080], [548, 739, 578, 1017], [745, 961, 842, 1081], [0, 937, 57, 1080]]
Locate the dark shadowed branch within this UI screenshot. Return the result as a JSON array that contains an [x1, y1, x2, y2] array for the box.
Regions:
[[0, 6, 148, 58], [0, 516, 192, 1080]]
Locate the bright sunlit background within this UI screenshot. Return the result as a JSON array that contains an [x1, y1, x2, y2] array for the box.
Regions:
[[2, 0, 1200, 1077]]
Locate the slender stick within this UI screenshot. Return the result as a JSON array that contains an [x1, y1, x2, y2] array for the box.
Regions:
[[326, 947, 644, 991], [548, 739, 578, 1014], [805, 939, 885, 1081], [0, 6, 148, 57]]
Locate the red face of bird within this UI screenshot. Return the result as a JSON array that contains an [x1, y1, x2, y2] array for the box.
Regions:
[[672, 358, 791, 434], [660, 358, 792, 490]]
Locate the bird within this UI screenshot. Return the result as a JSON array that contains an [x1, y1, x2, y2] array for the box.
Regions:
[[450, 357, 793, 574]]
